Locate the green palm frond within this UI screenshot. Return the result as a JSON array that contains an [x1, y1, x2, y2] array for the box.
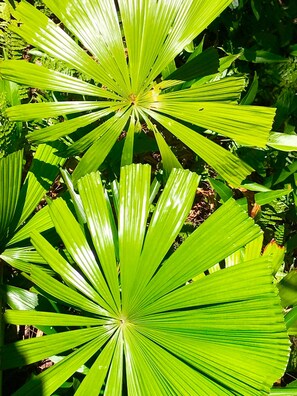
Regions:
[[2, 164, 289, 395], [0, 0, 277, 186], [0, 145, 64, 272]]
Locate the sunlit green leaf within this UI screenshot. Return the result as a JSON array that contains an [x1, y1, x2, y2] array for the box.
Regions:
[[72, 108, 131, 183], [148, 101, 275, 147], [153, 128, 182, 179], [78, 172, 120, 308], [2, 165, 289, 395], [144, 108, 253, 187], [1, 326, 107, 370], [0, 60, 119, 99], [5, 310, 106, 327], [47, 198, 117, 314], [0, 0, 277, 188], [268, 132, 297, 151], [0, 149, 22, 239]]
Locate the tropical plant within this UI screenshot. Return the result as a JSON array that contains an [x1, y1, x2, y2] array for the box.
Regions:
[[0, 4, 65, 271], [0, 0, 278, 187], [0, 144, 64, 393], [1, 164, 290, 395], [0, 145, 64, 272]]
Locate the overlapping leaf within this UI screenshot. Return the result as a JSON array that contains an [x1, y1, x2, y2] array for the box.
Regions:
[[2, 164, 289, 395], [0, 144, 64, 270], [0, 0, 277, 185]]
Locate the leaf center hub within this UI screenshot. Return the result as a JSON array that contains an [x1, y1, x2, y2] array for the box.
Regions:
[[129, 93, 138, 105]]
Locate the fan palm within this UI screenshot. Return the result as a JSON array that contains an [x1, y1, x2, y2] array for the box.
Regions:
[[0, 145, 64, 271], [2, 164, 289, 395], [0, 0, 276, 186], [0, 144, 64, 393]]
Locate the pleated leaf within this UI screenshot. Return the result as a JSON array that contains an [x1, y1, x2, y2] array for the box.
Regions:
[[27, 104, 122, 145], [5, 310, 106, 327], [0, 60, 119, 100], [6, 101, 121, 122], [128, 168, 199, 312], [72, 108, 132, 183], [0, 149, 22, 239], [144, 108, 253, 187], [15, 143, 64, 228], [1, 326, 107, 370], [0, 143, 63, 273], [153, 128, 183, 179], [1, 0, 276, 186], [136, 197, 263, 309], [78, 172, 120, 309], [148, 101, 275, 147], [10, 2, 124, 93], [149, 76, 247, 103], [13, 333, 114, 396], [47, 198, 117, 314], [7, 205, 52, 246], [2, 164, 290, 395], [43, 0, 131, 97], [31, 231, 108, 308], [74, 332, 119, 396], [118, 164, 151, 313]]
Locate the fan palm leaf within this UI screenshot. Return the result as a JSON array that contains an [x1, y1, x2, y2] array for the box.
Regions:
[[0, 0, 276, 186], [1, 164, 289, 395], [0, 145, 64, 272]]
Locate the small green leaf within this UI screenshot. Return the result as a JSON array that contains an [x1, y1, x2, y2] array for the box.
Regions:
[[255, 189, 292, 205], [209, 178, 232, 202], [268, 132, 297, 152], [2, 285, 39, 310], [166, 48, 219, 81], [242, 49, 288, 63], [263, 240, 285, 275], [285, 306, 297, 335]]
